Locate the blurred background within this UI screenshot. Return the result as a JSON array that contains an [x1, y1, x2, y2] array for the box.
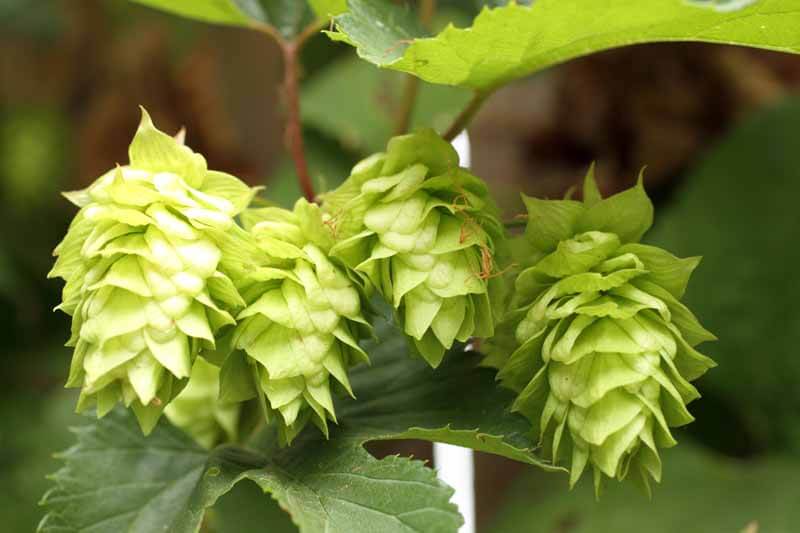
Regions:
[[2, 1, 800, 531]]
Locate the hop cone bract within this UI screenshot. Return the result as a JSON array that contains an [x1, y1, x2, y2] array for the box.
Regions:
[[323, 129, 504, 367], [229, 199, 371, 443], [50, 109, 253, 433], [165, 357, 240, 449], [486, 169, 716, 494]]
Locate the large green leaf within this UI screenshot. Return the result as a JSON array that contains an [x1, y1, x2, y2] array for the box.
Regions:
[[38, 411, 457, 533], [330, 0, 800, 90], [129, 0, 260, 27], [129, 0, 331, 38], [38, 414, 250, 532], [647, 98, 800, 454], [40, 317, 555, 532]]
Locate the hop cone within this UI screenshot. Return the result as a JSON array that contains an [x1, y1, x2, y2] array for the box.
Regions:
[[486, 168, 716, 494], [229, 199, 371, 443], [50, 109, 253, 433], [323, 129, 504, 367], [165, 357, 240, 449]]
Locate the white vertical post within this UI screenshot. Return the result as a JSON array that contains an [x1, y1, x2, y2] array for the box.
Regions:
[[451, 130, 472, 169], [434, 131, 476, 533]]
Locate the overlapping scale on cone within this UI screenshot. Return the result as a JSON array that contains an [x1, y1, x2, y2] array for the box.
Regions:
[[227, 199, 371, 443], [50, 109, 253, 433], [322, 129, 505, 367], [165, 357, 240, 449], [485, 168, 716, 494]]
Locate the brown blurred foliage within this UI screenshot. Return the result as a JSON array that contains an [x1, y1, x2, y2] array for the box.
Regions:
[[473, 43, 800, 213], [1, 0, 286, 190]]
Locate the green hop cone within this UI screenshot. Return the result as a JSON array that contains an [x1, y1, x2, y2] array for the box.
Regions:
[[165, 357, 240, 449], [226, 199, 371, 444], [50, 108, 253, 433], [322, 129, 505, 367], [486, 167, 716, 495]]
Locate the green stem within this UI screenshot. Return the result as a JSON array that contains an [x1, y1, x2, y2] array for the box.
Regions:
[[442, 90, 492, 142], [504, 219, 528, 229], [394, 75, 420, 135], [393, 0, 436, 135]]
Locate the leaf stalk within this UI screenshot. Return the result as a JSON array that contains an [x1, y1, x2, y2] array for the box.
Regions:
[[442, 90, 492, 142]]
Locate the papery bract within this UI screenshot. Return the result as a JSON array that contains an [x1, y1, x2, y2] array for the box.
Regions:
[[225, 199, 371, 444], [485, 168, 716, 495], [322, 129, 505, 367], [50, 108, 253, 433]]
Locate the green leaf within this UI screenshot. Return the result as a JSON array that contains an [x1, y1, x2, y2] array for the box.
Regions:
[[38, 411, 258, 533], [330, 316, 558, 467], [248, 444, 460, 532], [331, 0, 800, 90], [129, 0, 257, 27], [39, 407, 456, 533], [41, 316, 556, 532], [130, 0, 332, 38], [256, 1, 316, 39]]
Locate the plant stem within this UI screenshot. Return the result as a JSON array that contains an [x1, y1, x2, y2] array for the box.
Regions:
[[393, 0, 436, 135], [281, 41, 315, 202], [420, 0, 436, 25], [296, 19, 327, 48], [254, 20, 325, 202], [394, 75, 419, 135], [442, 90, 491, 142], [504, 219, 528, 229]]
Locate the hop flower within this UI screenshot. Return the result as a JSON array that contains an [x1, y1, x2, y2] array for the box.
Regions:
[[486, 168, 716, 494], [322, 129, 505, 367], [228, 199, 371, 443], [165, 357, 240, 449], [50, 108, 253, 433]]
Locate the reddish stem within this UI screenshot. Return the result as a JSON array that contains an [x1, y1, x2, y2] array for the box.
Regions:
[[282, 42, 315, 202]]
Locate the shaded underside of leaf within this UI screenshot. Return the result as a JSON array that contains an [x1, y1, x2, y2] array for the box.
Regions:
[[332, 0, 800, 90], [129, 0, 324, 39]]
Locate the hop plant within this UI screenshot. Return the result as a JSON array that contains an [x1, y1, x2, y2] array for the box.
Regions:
[[49, 109, 253, 433], [485, 168, 716, 494], [228, 199, 371, 444], [322, 129, 505, 367], [165, 357, 240, 449]]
